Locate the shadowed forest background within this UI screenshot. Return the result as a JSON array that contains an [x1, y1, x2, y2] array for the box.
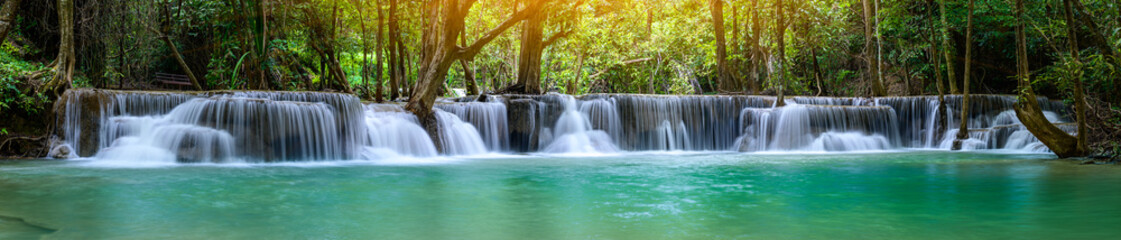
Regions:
[[0, 0, 1119, 157]]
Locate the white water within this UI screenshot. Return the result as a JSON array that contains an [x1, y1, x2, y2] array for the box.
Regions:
[[55, 90, 1076, 163], [436, 101, 509, 152], [362, 104, 438, 158], [540, 96, 620, 154], [435, 110, 489, 155]]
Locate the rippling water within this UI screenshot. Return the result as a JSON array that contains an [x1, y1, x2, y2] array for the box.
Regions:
[[2, 151, 1119, 239]]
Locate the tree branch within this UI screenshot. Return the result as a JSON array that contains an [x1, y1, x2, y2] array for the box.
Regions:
[[542, 30, 572, 47], [458, 0, 547, 59]]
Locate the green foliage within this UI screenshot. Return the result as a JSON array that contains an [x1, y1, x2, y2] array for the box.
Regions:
[[0, 42, 48, 114]]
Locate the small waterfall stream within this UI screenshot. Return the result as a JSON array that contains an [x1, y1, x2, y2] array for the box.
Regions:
[[55, 89, 1076, 163]]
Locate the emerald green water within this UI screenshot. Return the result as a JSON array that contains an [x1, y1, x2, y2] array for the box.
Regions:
[[1, 151, 1119, 239]]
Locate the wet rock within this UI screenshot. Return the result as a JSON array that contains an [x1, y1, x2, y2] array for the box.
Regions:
[[48, 144, 72, 159], [507, 99, 539, 152]]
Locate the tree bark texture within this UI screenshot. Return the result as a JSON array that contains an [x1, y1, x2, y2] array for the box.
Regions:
[[952, 0, 974, 150], [0, 0, 21, 44]]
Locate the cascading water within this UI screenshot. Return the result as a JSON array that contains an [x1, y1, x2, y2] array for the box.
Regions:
[[435, 100, 509, 152], [55, 89, 1078, 163], [733, 104, 901, 152], [539, 96, 619, 153], [434, 110, 489, 155], [362, 104, 438, 158]]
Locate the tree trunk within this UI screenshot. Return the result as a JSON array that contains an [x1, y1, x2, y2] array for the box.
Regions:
[[774, 0, 786, 106], [0, 0, 21, 44], [1013, 0, 1085, 158], [1062, 0, 1090, 154], [649, 55, 662, 94], [646, 7, 653, 39], [375, 0, 385, 102], [387, 0, 401, 101], [749, 0, 762, 94], [257, 0, 269, 90], [567, 53, 585, 94], [43, 0, 78, 95], [711, 0, 731, 92], [812, 47, 823, 96], [875, 0, 885, 95], [357, 0, 370, 99], [460, 59, 479, 95], [952, 0, 974, 150], [939, 0, 958, 94], [159, 36, 204, 90], [862, 0, 885, 96], [1070, 0, 1116, 59], [404, 0, 541, 152], [514, 9, 545, 94], [930, 0, 947, 141]]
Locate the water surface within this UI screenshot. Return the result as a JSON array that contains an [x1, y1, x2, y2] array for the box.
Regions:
[[1, 151, 1119, 239]]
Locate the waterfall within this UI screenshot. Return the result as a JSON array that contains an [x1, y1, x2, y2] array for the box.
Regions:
[[363, 104, 438, 158], [435, 100, 509, 152], [54, 89, 1079, 162], [601, 94, 772, 151], [435, 110, 489, 156], [540, 96, 619, 153], [734, 104, 901, 152]]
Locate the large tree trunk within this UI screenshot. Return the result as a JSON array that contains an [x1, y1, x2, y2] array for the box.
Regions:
[[513, 9, 545, 94], [43, 0, 77, 95], [1062, 0, 1090, 154], [40, 0, 78, 96], [774, 0, 786, 106], [952, 0, 975, 150], [748, 0, 762, 94], [257, 0, 269, 90], [0, 0, 20, 44], [862, 0, 885, 96], [374, 0, 385, 102], [710, 0, 731, 92], [1013, 0, 1085, 158], [939, 0, 959, 94], [509, 1, 578, 94], [404, 0, 541, 151], [387, 0, 401, 101]]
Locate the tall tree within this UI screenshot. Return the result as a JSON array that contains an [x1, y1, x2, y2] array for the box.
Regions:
[[404, 0, 545, 146], [862, 0, 885, 96], [512, 3, 548, 94], [1061, 0, 1090, 154], [375, 0, 386, 102], [508, 1, 579, 94], [929, 0, 947, 140], [0, 0, 20, 44], [939, 0, 958, 94], [42, 0, 79, 95], [1011, 0, 1085, 157], [774, 0, 787, 106], [952, 0, 975, 150], [747, 0, 762, 94], [354, 0, 371, 99], [387, 0, 402, 101], [710, 0, 732, 93]]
